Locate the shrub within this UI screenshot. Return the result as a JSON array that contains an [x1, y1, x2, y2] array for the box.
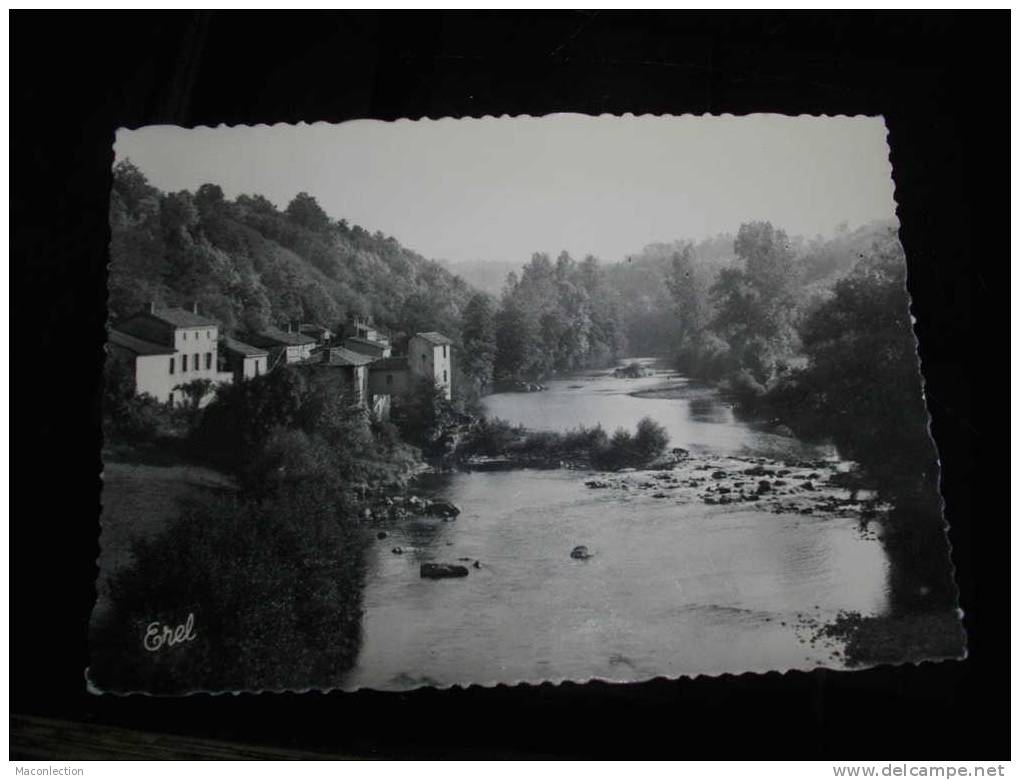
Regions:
[[459, 417, 526, 457], [633, 417, 669, 461], [109, 393, 174, 443], [89, 486, 366, 694]]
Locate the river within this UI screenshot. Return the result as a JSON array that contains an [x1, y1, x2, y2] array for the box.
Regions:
[[345, 359, 890, 690]]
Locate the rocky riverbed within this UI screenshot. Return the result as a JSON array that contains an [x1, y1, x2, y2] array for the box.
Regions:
[[580, 453, 885, 535]]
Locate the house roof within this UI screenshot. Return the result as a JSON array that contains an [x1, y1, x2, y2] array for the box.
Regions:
[[369, 356, 409, 372], [345, 336, 388, 350], [221, 336, 268, 357], [415, 331, 453, 346], [321, 347, 375, 367], [298, 323, 331, 335], [245, 327, 317, 348], [148, 307, 220, 328], [108, 329, 177, 356]]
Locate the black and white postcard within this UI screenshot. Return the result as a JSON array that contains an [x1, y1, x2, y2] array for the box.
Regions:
[[90, 114, 965, 695]]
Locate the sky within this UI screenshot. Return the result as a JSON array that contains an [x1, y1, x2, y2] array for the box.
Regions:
[[115, 114, 897, 266]]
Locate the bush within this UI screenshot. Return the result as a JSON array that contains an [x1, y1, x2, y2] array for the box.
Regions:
[[108, 393, 175, 443], [633, 417, 669, 461], [560, 425, 609, 454], [89, 486, 366, 694]]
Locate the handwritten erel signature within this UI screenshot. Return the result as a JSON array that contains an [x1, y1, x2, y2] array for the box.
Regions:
[[143, 613, 197, 652]]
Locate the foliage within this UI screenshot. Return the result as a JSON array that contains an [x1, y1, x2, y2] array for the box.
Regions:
[[173, 378, 215, 433], [458, 416, 667, 470], [764, 238, 938, 503], [109, 161, 474, 353], [89, 484, 366, 694], [492, 252, 624, 381], [392, 379, 460, 455], [102, 356, 178, 443], [633, 417, 670, 461], [190, 366, 307, 481], [460, 292, 497, 392]]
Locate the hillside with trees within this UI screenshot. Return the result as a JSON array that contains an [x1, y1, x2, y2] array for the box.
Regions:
[[109, 160, 475, 351]]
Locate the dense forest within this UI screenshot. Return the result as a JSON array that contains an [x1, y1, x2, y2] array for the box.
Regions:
[[109, 160, 475, 351]]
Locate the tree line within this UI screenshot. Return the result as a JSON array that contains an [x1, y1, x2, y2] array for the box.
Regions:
[[109, 160, 475, 362]]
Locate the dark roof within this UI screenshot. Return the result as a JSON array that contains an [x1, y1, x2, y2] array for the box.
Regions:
[[345, 336, 388, 349], [221, 336, 268, 357], [415, 331, 453, 346], [245, 327, 317, 348], [298, 323, 331, 335], [149, 307, 219, 328], [321, 347, 375, 367], [108, 329, 176, 356], [369, 356, 409, 372]]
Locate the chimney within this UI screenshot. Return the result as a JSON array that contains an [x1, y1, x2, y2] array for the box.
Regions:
[[148, 301, 156, 314], [192, 301, 200, 314]]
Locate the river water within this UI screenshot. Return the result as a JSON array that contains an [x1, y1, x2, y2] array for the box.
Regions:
[[345, 360, 890, 690]]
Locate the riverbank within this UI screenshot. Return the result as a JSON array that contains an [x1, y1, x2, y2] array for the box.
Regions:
[[803, 609, 966, 667]]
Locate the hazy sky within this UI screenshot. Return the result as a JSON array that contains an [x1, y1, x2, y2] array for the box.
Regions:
[[115, 114, 897, 266]]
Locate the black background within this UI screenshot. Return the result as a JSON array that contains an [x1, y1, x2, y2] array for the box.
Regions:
[[11, 11, 1006, 758]]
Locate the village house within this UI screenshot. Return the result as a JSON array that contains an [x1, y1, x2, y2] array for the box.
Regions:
[[294, 322, 334, 344], [408, 331, 454, 400], [220, 336, 269, 383], [366, 331, 455, 419], [302, 346, 374, 408], [344, 335, 392, 360], [107, 303, 232, 406], [241, 325, 317, 366]]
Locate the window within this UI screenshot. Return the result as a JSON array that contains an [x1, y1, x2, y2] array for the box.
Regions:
[[443, 370, 448, 383], [422, 354, 426, 363], [205, 352, 212, 370], [207, 330, 211, 339], [182, 354, 188, 371], [169, 357, 175, 375], [194, 353, 200, 372], [386, 374, 393, 386], [443, 345, 447, 358], [255, 360, 261, 376]]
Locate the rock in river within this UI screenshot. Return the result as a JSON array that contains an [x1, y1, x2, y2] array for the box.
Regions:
[[420, 563, 470, 579], [571, 545, 593, 560], [426, 500, 461, 517]]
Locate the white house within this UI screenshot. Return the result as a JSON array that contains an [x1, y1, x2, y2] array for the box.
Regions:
[[108, 303, 232, 406], [221, 336, 270, 382]]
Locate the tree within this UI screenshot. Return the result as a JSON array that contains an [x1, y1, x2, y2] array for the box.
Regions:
[[393, 379, 458, 453], [665, 243, 707, 347], [493, 300, 538, 381], [767, 239, 936, 503], [174, 378, 216, 433], [633, 416, 669, 461], [709, 222, 799, 387], [460, 293, 497, 391], [285, 192, 330, 232]]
